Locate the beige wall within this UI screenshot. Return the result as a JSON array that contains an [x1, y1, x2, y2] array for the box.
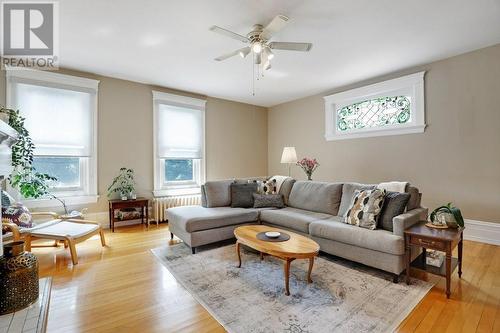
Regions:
[[268, 44, 500, 223], [0, 68, 268, 213]]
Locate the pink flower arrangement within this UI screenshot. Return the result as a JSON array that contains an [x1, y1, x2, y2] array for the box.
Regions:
[[297, 157, 319, 180]]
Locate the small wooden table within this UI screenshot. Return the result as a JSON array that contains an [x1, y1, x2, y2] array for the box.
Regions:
[[234, 225, 320, 296], [404, 221, 464, 298], [108, 198, 149, 232]]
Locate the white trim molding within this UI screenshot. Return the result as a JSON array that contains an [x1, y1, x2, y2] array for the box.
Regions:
[[24, 195, 99, 209], [152, 91, 206, 197], [324, 71, 426, 141], [5, 68, 99, 204], [463, 219, 500, 246]]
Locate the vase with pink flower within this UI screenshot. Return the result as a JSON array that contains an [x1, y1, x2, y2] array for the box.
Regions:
[[297, 157, 319, 181]]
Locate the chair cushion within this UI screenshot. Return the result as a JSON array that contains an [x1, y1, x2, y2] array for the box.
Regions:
[[30, 221, 100, 239], [288, 181, 343, 215], [309, 218, 405, 255], [167, 206, 259, 233], [260, 207, 332, 233], [338, 183, 376, 217]]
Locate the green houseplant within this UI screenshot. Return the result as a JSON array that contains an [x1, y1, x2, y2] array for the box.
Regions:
[[0, 106, 56, 199], [107, 168, 136, 200], [430, 202, 464, 228]]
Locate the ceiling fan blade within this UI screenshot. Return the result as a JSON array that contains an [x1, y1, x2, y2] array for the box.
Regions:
[[209, 25, 249, 43], [269, 42, 313, 52], [214, 47, 250, 61], [260, 15, 289, 40]]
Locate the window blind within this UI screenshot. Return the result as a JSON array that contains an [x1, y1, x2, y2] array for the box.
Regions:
[[157, 103, 203, 159], [12, 82, 94, 157]]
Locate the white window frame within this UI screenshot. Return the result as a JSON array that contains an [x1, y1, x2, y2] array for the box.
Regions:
[[324, 71, 426, 141], [6, 68, 99, 208], [152, 91, 206, 197]]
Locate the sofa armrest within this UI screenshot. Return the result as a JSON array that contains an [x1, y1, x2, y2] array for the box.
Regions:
[[393, 207, 428, 237]]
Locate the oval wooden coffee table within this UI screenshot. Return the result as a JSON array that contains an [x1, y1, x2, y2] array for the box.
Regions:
[[234, 225, 320, 296]]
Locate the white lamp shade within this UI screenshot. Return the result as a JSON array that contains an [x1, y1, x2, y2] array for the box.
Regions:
[[281, 147, 297, 164]]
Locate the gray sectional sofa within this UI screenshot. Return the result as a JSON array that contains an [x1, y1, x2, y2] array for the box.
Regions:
[[167, 178, 427, 281]]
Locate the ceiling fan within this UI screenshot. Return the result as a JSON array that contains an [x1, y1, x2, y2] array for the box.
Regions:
[[209, 15, 312, 71]]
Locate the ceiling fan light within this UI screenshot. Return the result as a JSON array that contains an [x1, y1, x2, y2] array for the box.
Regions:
[[239, 48, 250, 58], [266, 48, 274, 60], [252, 42, 262, 53]]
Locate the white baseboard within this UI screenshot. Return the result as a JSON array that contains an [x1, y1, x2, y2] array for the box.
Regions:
[[464, 219, 500, 245]]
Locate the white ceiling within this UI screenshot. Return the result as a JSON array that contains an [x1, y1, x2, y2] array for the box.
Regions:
[[60, 0, 500, 107]]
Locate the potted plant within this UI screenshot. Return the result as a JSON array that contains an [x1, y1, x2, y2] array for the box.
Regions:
[[297, 157, 320, 181], [0, 107, 57, 199], [107, 168, 136, 200], [430, 203, 465, 228]]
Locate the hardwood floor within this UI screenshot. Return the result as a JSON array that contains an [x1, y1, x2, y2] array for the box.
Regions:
[[35, 223, 500, 333]]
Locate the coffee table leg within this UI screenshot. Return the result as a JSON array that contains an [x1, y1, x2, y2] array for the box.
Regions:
[[260, 252, 264, 261], [236, 241, 242, 268], [307, 257, 314, 283], [284, 258, 292, 296]]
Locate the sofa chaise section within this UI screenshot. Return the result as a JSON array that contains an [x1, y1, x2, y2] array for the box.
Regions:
[[167, 206, 260, 253]]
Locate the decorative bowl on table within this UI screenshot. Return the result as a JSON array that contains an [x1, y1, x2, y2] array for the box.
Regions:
[[265, 231, 281, 238]]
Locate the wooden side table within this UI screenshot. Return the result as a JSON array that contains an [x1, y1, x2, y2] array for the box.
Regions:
[[108, 198, 149, 232], [404, 221, 464, 298]]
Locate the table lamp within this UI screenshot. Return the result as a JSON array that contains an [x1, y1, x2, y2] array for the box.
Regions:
[[280, 147, 297, 177]]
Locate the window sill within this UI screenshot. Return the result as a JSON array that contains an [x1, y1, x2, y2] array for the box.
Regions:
[[23, 195, 99, 209], [325, 124, 426, 141], [153, 187, 201, 197]]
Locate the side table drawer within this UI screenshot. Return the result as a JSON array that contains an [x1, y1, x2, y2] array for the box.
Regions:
[[409, 236, 446, 251]]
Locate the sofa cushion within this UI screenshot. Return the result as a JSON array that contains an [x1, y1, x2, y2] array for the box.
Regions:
[[309, 219, 405, 255], [288, 181, 343, 215], [203, 180, 233, 207], [231, 183, 258, 208], [378, 191, 411, 232], [338, 183, 376, 217], [167, 206, 259, 233], [260, 207, 332, 233]]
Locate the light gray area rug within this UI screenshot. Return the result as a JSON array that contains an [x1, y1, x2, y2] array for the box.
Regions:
[[151, 244, 432, 333]]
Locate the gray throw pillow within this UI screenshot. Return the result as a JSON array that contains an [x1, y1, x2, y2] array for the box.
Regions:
[[253, 194, 285, 208], [230, 183, 258, 208], [378, 191, 411, 231]]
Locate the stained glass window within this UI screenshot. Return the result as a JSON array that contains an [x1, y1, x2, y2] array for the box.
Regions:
[[336, 96, 411, 132]]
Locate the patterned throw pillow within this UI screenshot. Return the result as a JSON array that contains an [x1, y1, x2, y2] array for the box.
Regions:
[[2, 203, 33, 229], [253, 193, 285, 208], [344, 189, 386, 230], [262, 178, 277, 194]]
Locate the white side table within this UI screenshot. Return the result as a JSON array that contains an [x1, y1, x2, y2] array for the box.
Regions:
[[0, 278, 52, 333]]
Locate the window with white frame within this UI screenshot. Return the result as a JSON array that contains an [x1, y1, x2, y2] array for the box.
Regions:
[[6, 69, 99, 207], [324, 71, 426, 140], [153, 91, 206, 196]]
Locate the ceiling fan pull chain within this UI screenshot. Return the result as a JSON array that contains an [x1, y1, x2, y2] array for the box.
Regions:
[[252, 55, 255, 96]]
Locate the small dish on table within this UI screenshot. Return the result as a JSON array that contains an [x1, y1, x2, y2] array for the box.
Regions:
[[265, 231, 281, 238]]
